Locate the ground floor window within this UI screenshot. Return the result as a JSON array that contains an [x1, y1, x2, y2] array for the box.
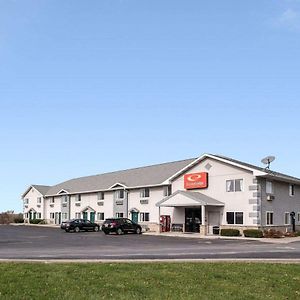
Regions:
[[97, 212, 105, 221], [284, 212, 290, 225], [226, 212, 243, 225], [266, 211, 273, 225], [24, 213, 28, 218], [37, 213, 41, 219], [297, 212, 300, 223], [140, 212, 150, 222], [50, 213, 55, 219], [62, 213, 68, 220], [75, 212, 81, 219], [116, 212, 124, 218]]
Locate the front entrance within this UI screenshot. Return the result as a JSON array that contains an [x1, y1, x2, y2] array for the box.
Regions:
[[83, 212, 88, 221], [185, 208, 201, 233], [131, 212, 138, 223], [90, 212, 95, 222], [55, 212, 61, 225]]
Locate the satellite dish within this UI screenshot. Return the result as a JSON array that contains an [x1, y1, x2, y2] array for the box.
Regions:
[[261, 156, 275, 169]]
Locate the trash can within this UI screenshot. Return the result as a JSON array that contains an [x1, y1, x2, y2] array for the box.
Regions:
[[213, 226, 220, 235]]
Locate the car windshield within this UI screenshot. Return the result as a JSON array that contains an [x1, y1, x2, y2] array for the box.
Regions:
[[104, 219, 117, 224]]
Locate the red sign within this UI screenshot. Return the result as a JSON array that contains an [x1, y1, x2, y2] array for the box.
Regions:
[[184, 172, 208, 190]]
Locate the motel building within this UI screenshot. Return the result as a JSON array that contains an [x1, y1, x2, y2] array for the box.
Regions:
[[21, 154, 300, 235]]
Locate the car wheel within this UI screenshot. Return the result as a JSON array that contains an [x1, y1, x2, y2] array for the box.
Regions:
[[104, 231, 109, 235], [94, 226, 99, 232], [135, 227, 142, 234], [74, 226, 80, 233], [116, 228, 123, 235]]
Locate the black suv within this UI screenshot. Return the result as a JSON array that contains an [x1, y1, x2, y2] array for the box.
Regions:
[[63, 219, 100, 233], [102, 218, 142, 235]]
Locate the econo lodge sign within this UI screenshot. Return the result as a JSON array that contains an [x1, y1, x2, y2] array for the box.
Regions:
[[184, 172, 208, 190]]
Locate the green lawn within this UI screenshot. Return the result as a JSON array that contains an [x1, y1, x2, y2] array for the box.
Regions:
[[0, 262, 300, 299]]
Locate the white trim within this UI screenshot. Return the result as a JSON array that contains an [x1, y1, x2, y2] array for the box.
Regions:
[[266, 211, 274, 226], [108, 182, 128, 190], [284, 212, 290, 225], [57, 189, 69, 195]]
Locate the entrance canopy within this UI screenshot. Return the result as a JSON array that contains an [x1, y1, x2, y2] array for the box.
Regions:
[[156, 190, 224, 207]]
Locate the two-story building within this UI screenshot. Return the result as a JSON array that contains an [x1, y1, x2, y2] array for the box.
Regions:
[[21, 154, 300, 234]]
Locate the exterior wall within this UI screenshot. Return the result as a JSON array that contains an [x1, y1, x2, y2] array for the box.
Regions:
[[260, 178, 300, 230], [45, 196, 61, 224], [23, 187, 44, 220], [171, 157, 256, 227]]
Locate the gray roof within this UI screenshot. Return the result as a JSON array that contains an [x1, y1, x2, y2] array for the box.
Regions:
[[46, 158, 196, 196], [213, 154, 300, 183], [156, 190, 225, 207], [32, 185, 51, 195]]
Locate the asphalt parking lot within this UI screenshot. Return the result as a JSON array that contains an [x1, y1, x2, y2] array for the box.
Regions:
[[1, 225, 300, 260]]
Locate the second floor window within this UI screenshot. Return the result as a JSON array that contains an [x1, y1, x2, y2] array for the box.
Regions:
[[140, 188, 150, 198], [75, 194, 81, 202], [50, 197, 55, 204], [266, 181, 273, 194], [24, 198, 29, 204], [226, 179, 243, 192], [37, 197, 42, 204], [115, 190, 125, 199], [163, 186, 172, 197], [97, 192, 105, 200], [289, 184, 295, 196]]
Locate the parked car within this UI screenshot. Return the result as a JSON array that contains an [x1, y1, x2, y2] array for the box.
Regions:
[[63, 219, 100, 233], [102, 218, 142, 235]]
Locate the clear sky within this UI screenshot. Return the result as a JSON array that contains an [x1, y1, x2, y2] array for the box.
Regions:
[[0, 0, 300, 212]]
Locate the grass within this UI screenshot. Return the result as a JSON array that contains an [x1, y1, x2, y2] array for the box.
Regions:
[[0, 262, 300, 299]]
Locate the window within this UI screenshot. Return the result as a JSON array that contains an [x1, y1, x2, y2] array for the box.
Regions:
[[37, 213, 41, 218], [289, 184, 295, 196], [115, 190, 125, 199], [75, 194, 81, 202], [226, 212, 243, 224], [50, 213, 55, 219], [97, 212, 105, 221], [266, 211, 273, 225], [116, 212, 124, 218], [50, 197, 55, 204], [24, 213, 28, 218], [297, 212, 300, 223], [140, 212, 150, 222], [24, 198, 29, 204], [75, 212, 81, 219], [163, 186, 172, 197], [97, 192, 104, 200], [226, 179, 243, 192], [61, 195, 68, 203], [37, 197, 42, 204], [140, 188, 150, 198], [62, 213, 68, 220], [266, 181, 273, 194], [284, 212, 290, 225]]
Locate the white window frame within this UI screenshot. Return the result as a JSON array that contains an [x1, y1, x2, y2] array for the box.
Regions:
[[140, 188, 150, 198], [226, 211, 244, 225], [266, 211, 274, 225], [140, 212, 150, 222], [284, 212, 290, 225], [226, 179, 243, 192], [50, 197, 55, 204], [37, 197, 42, 204], [75, 194, 81, 202], [97, 212, 105, 221], [37, 213, 41, 219], [266, 181, 273, 194], [116, 212, 124, 218], [163, 186, 172, 197], [289, 184, 295, 197], [62, 195, 68, 203], [97, 192, 105, 200], [50, 213, 55, 219], [297, 212, 300, 223], [75, 212, 81, 219], [24, 198, 29, 204], [115, 190, 125, 199], [62, 213, 68, 220]]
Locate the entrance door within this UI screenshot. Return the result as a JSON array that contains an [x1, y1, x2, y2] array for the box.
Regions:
[[83, 212, 88, 221], [208, 212, 220, 235], [185, 208, 201, 233], [55, 212, 61, 224], [90, 212, 95, 222], [131, 212, 138, 223]]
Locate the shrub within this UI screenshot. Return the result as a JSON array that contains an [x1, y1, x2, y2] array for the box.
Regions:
[[295, 231, 300, 237], [29, 219, 44, 224], [14, 216, 24, 223], [263, 229, 284, 238], [243, 229, 263, 238], [220, 229, 240, 236], [284, 231, 296, 237]]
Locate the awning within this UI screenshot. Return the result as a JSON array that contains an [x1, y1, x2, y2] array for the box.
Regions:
[[156, 190, 224, 207]]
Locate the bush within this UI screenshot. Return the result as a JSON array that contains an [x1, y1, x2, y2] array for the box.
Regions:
[[29, 219, 44, 224], [14, 216, 24, 223], [284, 231, 296, 237], [220, 229, 240, 236], [263, 229, 284, 238], [243, 229, 263, 238], [295, 231, 300, 237]]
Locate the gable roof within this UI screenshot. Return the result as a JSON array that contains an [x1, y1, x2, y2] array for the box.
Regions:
[[156, 190, 224, 207], [45, 158, 196, 196], [22, 185, 51, 198]]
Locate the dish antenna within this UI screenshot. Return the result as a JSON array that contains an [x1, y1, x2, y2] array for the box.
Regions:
[[261, 156, 275, 170]]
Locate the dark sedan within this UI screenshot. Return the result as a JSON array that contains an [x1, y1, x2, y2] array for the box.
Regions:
[[63, 219, 100, 233], [102, 218, 142, 235]]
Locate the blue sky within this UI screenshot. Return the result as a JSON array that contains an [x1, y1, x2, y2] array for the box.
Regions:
[[0, 0, 300, 212]]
